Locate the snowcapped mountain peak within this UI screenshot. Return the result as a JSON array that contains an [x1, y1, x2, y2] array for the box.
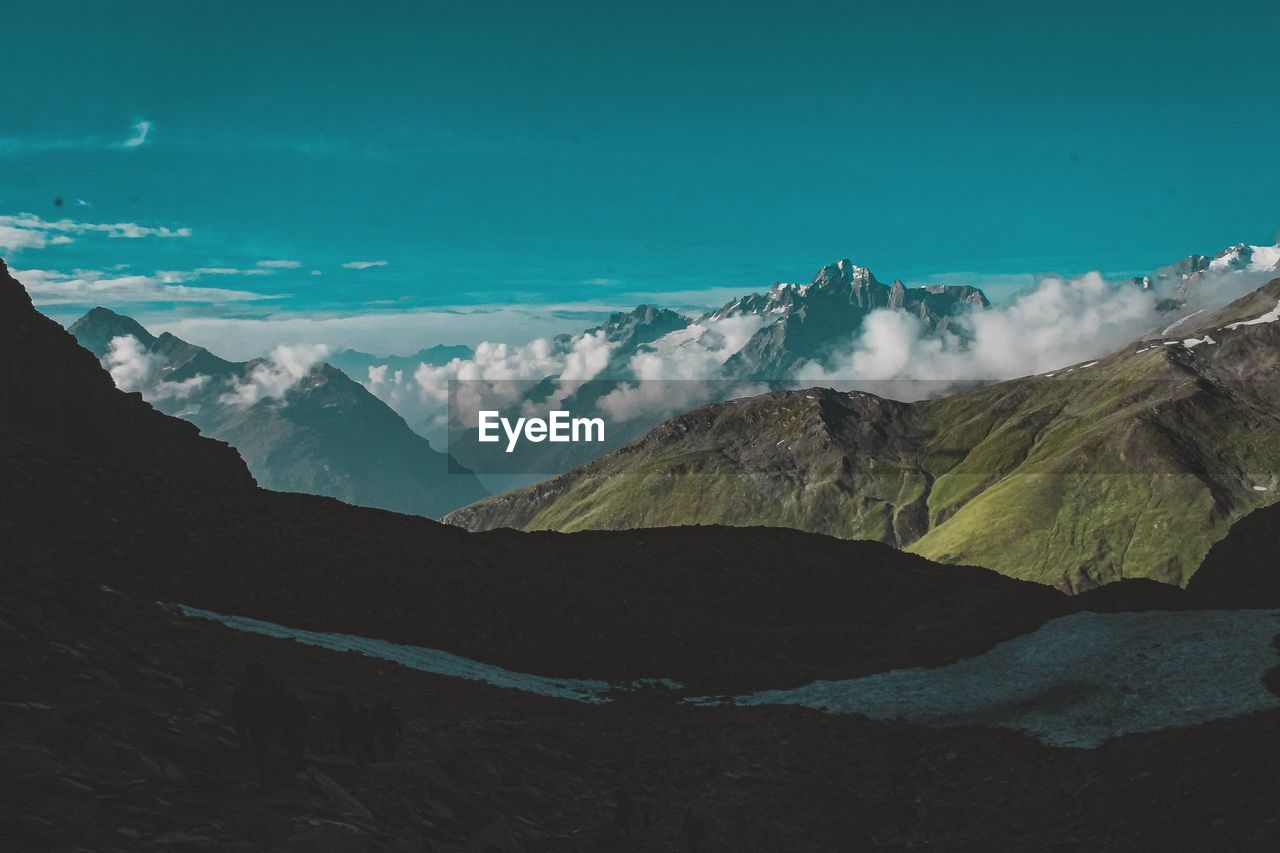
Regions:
[[1208, 242, 1280, 274], [813, 258, 878, 290]]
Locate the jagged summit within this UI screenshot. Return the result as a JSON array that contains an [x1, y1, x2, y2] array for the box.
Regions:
[[702, 258, 989, 378], [1209, 241, 1280, 274], [813, 258, 879, 290], [67, 305, 158, 353]]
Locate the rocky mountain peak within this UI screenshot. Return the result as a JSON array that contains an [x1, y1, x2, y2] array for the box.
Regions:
[[67, 305, 157, 353], [812, 258, 879, 291]]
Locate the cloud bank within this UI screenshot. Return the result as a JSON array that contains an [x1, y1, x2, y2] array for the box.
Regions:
[[104, 335, 208, 400], [798, 269, 1275, 392], [17, 267, 279, 305]]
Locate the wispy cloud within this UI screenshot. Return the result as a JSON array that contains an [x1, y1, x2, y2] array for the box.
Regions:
[[257, 259, 301, 269], [220, 343, 330, 407], [123, 120, 152, 148], [15, 267, 280, 306], [585, 277, 622, 286], [342, 260, 388, 269], [0, 212, 191, 253]]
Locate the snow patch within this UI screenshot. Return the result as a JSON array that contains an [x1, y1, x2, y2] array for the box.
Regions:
[[175, 605, 616, 703], [693, 610, 1280, 749], [1223, 298, 1280, 331]]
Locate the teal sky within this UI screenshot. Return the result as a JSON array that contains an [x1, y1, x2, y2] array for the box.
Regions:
[[3, 0, 1279, 351]]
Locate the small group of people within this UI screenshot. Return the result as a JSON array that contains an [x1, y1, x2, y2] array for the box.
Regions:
[[231, 662, 403, 786]]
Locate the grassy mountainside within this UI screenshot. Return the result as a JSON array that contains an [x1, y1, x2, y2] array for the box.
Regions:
[[446, 279, 1280, 591]]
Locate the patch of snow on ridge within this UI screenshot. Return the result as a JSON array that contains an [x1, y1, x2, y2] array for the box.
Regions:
[[175, 605, 615, 703], [1251, 244, 1280, 271], [693, 610, 1280, 749], [1224, 298, 1280, 331], [1182, 336, 1216, 349]]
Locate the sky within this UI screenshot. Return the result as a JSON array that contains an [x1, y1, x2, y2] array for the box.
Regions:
[[2, 0, 1278, 356]]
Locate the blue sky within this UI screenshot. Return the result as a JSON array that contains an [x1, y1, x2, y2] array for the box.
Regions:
[[3, 0, 1278, 354]]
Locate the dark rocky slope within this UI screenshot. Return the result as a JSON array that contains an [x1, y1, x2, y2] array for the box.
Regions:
[[0, 259, 252, 491]]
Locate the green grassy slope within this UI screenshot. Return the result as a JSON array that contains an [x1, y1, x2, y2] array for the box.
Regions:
[[445, 280, 1280, 590]]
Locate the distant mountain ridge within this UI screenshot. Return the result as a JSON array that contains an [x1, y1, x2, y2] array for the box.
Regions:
[[328, 344, 474, 381], [68, 307, 487, 518], [446, 276, 1280, 592]]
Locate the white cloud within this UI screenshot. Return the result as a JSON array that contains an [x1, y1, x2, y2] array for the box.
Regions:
[[123, 120, 152, 148], [220, 343, 330, 407], [16, 267, 278, 305], [0, 224, 50, 253], [797, 268, 1273, 392], [342, 260, 388, 269], [257, 259, 301, 269], [0, 212, 191, 253], [104, 334, 156, 391], [104, 335, 209, 400]]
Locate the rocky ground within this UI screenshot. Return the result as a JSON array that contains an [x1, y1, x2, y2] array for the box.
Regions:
[[4, 577, 1280, 852]]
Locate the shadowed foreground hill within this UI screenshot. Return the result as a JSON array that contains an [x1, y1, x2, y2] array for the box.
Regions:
[[1, 259, 1066, 692], [447, 278, 1280, 592], [1187, 500, 1280, 608]]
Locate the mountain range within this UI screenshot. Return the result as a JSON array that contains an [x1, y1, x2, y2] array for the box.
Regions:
[[67, 307, 487, 519], [446, 274, 1280, 592], [8, 252, 1280, 850], [0, 256, 1078, 691]]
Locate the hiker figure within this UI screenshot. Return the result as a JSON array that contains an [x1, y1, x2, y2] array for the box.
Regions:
[[682, 807, 706, 853], [372, 702, 402, 761]]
